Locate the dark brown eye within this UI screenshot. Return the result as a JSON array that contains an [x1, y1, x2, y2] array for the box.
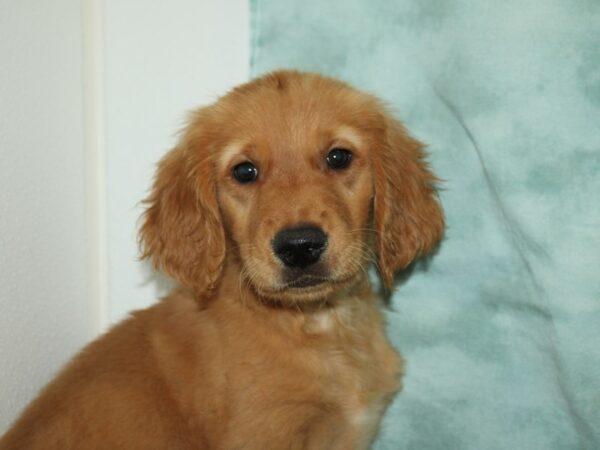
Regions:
[[326, 148, 352, 170], [232, 162, 258, 183]]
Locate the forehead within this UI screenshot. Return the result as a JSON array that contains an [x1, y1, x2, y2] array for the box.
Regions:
[[213, 75, 380, 155]]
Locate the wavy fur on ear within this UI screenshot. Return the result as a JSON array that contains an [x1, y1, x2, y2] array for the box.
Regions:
[[139, 115, 225, 296], [373, 115, 445, 289]]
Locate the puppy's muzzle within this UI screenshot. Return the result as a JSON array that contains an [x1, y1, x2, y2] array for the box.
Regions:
[[272, 226, 327, 269]]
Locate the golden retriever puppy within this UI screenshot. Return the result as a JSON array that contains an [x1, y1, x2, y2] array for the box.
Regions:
[[0, 70, 444, 449]]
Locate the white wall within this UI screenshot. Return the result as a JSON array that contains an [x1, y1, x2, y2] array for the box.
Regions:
[[0, 0, 89, 432], [0, 0, 249, 433]]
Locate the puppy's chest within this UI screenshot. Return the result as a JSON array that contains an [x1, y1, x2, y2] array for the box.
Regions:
[[191, 303, 402, 448], [303, 310, 401, 431]]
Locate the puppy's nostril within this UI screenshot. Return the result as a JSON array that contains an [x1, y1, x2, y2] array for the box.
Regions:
[[281, 249, 295, 265], [273, 226, 327, 269]]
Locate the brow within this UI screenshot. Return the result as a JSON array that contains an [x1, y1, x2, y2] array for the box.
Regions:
[[333, 126, 364, 148], [218, 141, 246, 169]]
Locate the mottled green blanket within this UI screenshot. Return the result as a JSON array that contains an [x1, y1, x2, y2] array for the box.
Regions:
[[250, 1, 600, 448]]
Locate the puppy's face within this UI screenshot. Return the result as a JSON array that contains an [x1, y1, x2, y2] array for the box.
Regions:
[[215, 90, 376, 303], [140, 71, 444, 303]]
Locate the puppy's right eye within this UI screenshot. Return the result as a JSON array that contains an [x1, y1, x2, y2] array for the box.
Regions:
[[232, 162, 258, 184], [326, 148, 352, 170]]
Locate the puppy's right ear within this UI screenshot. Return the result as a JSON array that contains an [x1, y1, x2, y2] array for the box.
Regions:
[[373, 114, 444, 290], [139, 127, 225, 296]]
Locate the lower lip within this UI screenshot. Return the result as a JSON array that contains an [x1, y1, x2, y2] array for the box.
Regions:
[[287, 278, 327, 289]]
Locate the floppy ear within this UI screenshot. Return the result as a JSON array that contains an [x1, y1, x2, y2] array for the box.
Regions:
[[373, 115, 444, 289], [139, 129, 225, 296]]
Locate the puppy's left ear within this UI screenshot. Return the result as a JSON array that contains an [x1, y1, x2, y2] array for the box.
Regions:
[[373, 114, 445, 289], [139, 116, 226, 296]]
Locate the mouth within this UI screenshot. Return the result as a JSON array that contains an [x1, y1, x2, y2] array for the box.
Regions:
[[283, 275, 329, 289], [251, 271, 361, 305]]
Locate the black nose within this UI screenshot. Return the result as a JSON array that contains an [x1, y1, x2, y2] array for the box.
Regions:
[[273, 226, 328, 269]]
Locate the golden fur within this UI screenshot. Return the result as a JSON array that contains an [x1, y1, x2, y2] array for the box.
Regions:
[[0, 70, 444, 449]]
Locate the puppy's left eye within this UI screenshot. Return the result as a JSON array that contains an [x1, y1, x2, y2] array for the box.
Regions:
[[232, 162, 259, 183], [326, 148, 352, 170]]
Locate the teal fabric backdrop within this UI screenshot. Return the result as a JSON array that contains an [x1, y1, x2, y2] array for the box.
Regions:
[[250, 1, 600, 449]]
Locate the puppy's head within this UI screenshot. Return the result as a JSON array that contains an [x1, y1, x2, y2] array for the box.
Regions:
[[140, 71, 444, 303]]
